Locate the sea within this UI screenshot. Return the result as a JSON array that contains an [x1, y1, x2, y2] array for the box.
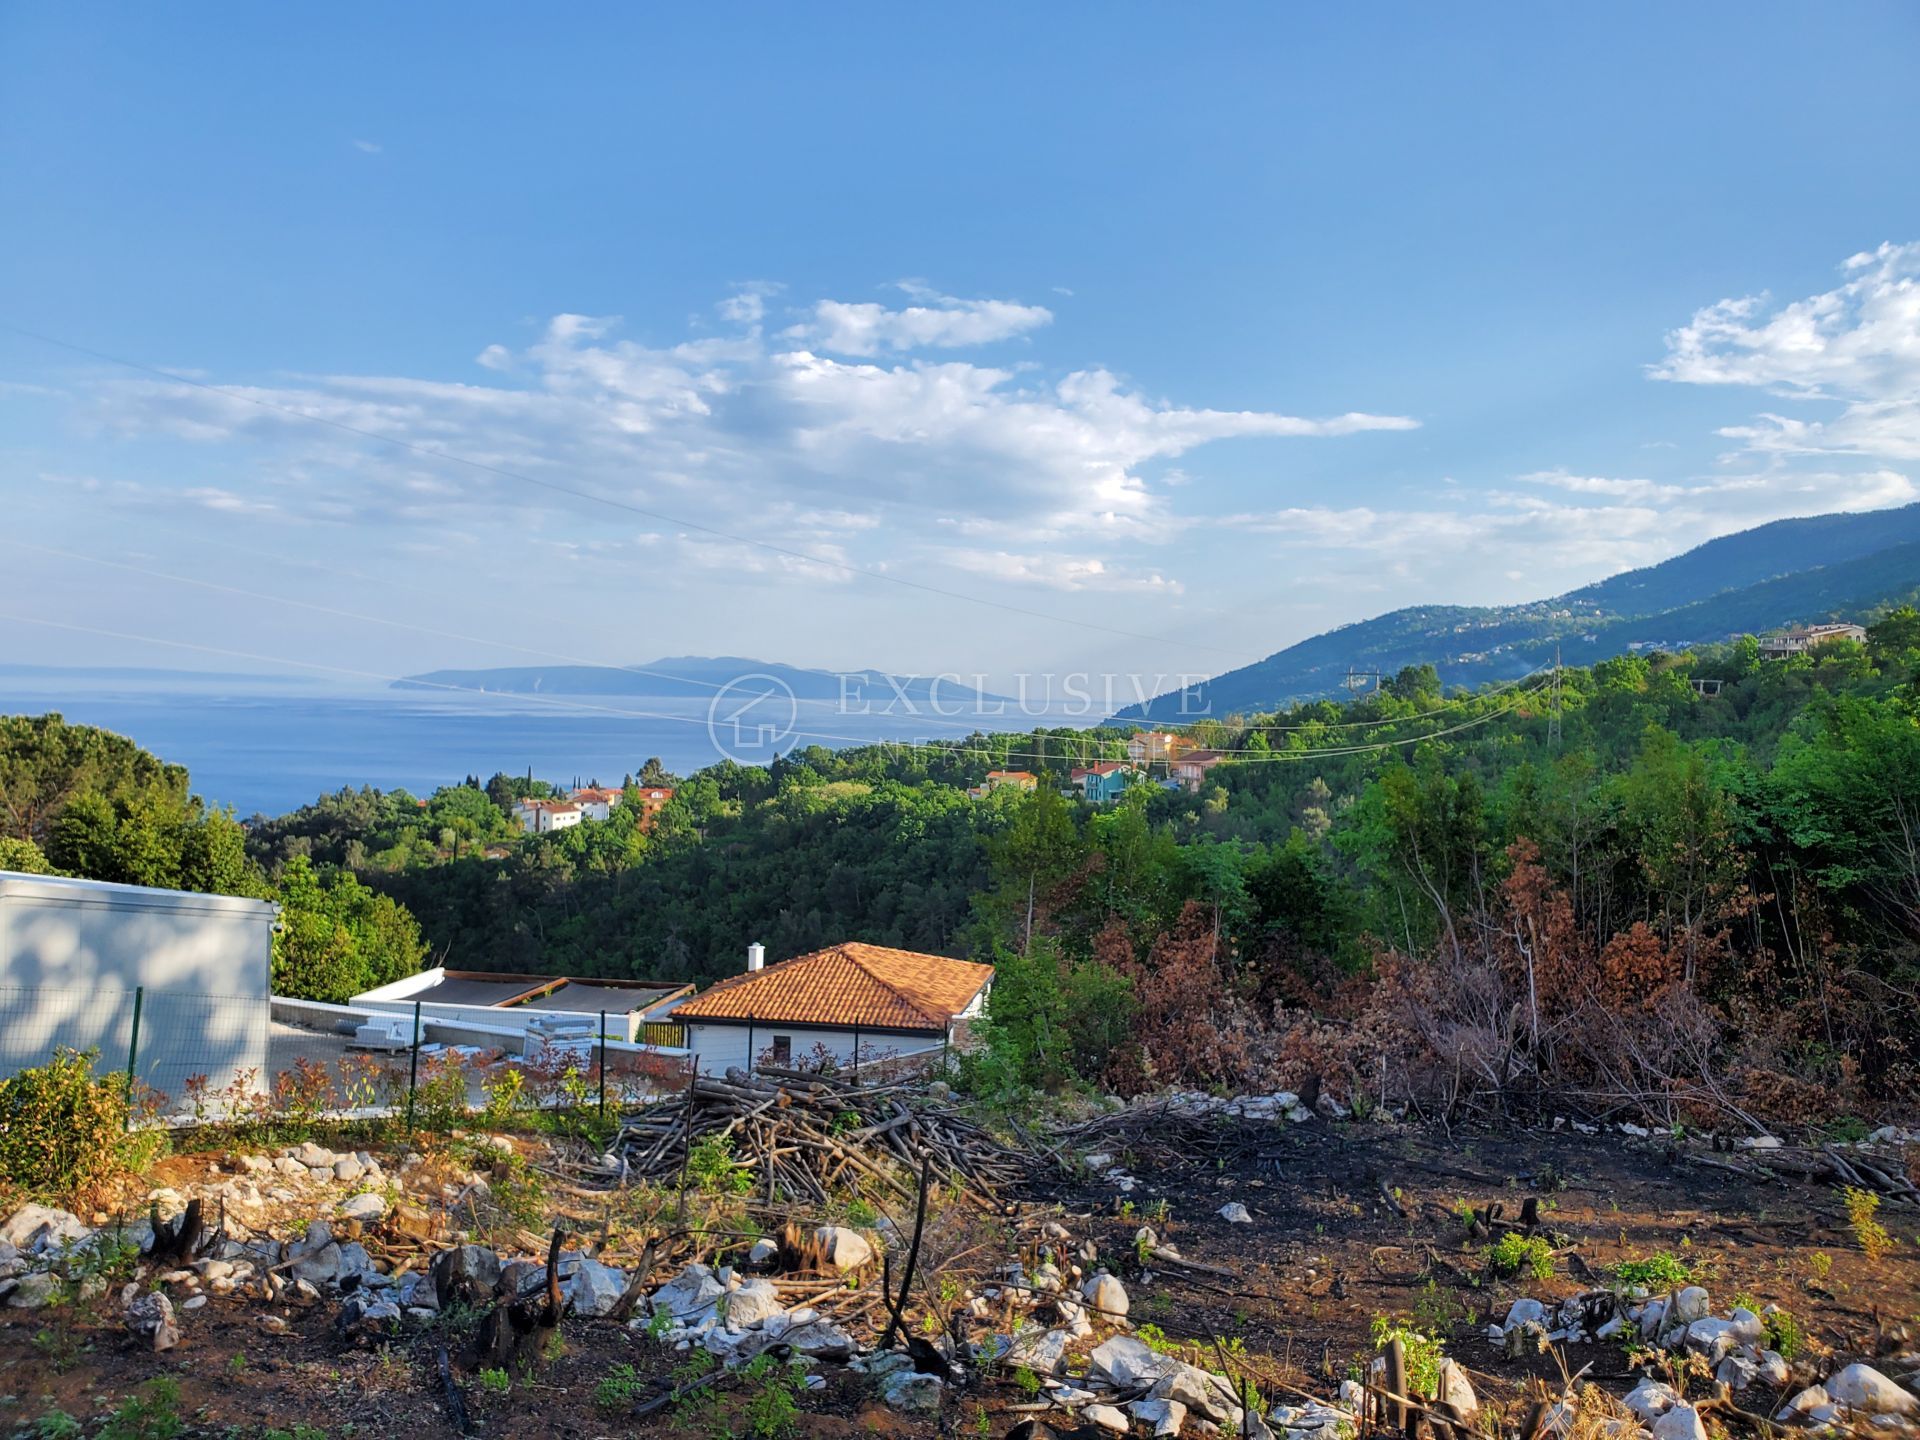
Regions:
[[0, 672, 1092, 818]]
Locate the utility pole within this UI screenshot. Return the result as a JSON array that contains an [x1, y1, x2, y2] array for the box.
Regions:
[[1547, 645, 1562, 748]]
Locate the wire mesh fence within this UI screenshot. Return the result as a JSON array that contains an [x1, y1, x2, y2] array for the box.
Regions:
[[0, 985, 693, 1133]]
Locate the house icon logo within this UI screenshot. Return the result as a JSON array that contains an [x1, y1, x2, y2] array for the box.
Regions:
[[707, 673, 799, 763]]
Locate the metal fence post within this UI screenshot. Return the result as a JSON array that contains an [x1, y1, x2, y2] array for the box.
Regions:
[[123, 985, 144, 1130], [598, 1009, 608, 1118], [852, 1023, 861, 1075], [745, 1014, 755, 1075], [405, 999, 423, 1134]]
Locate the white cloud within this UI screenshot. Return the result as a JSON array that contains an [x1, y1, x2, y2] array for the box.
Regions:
[[85, 297, 1417, 577], [783, 288, 1055, 355], [939, 548, 1184, 594], [1653, 241, 1920, 466], [352, 139, 382, 154], [1225, 464, 1918, 596]]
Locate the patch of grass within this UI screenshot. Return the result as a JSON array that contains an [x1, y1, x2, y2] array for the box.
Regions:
[[595, 1362, 647, 1413], [687, 1133, 754, 1196], [98, 1377, 184, 1440], [1612, 1251, 1694, 1291], [1843, 1187, 1893, 1262], [739, 1354, 811, 1440], [1370, 1315, 1444, 1397], [477, 1368, 510, 1396], [843, 1196, 878, 1228], [1488, 1232, 1556, 1282], [1764, 1307, 1804, 1359]]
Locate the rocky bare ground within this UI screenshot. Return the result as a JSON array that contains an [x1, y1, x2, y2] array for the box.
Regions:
[[0, 1100, 1917, 1439]]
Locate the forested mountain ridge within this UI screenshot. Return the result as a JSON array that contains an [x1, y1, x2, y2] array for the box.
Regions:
[[1118, 502, 1920, 719]]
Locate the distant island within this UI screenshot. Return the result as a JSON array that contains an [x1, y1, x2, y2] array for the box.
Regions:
[[394, 655, 1015, 706]]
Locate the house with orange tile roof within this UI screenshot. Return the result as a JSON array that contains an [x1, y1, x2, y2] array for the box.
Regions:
[[1124, 731, 1192, 766], [967, 769, 1038, 799], [1171, 747, 1231, 793], [654, 941, 994, 1075]]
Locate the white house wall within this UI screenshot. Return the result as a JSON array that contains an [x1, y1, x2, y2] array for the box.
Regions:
[[684, 1023, 947, 1076], [0, 873, 275, 1099]]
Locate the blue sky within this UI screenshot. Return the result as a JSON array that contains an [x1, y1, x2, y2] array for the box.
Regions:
[[4, 4, 1919, 693]]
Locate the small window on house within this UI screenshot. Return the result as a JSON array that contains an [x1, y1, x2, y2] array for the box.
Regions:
[[770, 1035, 791, 1065]]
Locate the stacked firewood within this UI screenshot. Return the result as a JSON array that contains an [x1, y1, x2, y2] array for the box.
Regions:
[[614, 1066, 1030, 1205]]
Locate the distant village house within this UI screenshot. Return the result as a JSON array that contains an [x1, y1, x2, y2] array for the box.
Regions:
[[1172, 748, 1230, 793], [1125, 731, 1190, 766], [1068, 761, 1142, 804], [1759, 622, 1868, 661], [968, 769, 1037, 799], [511, 797, 582, 834]]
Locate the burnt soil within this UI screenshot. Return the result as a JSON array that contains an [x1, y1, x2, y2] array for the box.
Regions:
[[3, 1120, 1916, 1438]]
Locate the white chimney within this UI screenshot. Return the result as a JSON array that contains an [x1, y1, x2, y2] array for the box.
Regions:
[[747, 941, 765, 973]]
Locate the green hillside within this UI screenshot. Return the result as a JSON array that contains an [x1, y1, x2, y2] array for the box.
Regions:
[[1118, 503, 1920, 719]]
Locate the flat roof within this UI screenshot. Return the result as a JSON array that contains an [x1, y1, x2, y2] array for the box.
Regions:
[[362, 969, 690, 1014], [0, 869, 278, 916], [523, 980, 688, 1013]]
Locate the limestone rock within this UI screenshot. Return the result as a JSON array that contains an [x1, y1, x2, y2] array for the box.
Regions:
[[811, 1226, 873, 1270], [1825, 1364, 1918, 1417], [336, 1292, 402, 1345], [1131, 1397, 1188, 1437], [651, 1263, 726, 1324], [722, 1277, 783, 1329], [339, 1192, 388, 1224], [1, 1204, 90, 1254], [1670, 1286, 1710, 1325], [881, 1370, 942, 1414], [1091, 1334, 1181, 1389], [1436, 1358, 1479, 1420], [1650, 1405, 1707, 1440], [1082, 1282, 1121, 1328], [1086, 1404, 1130, 1434], [747, 1237, 778, 1266], [431, 1244, 501, 1307], [124, 1290, 180, 1351], [1004, 1325, 1071, 1376], [1218, 1202, 1254, 1224], [568, 1258, 628, 1318], [4, 1272, 60, 1309]]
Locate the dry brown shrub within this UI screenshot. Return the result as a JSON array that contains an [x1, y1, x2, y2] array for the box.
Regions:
[[1101, 900, 1267, 1095]]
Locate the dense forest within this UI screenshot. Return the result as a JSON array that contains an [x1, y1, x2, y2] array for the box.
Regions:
[[5, 606, 1919, 1124]]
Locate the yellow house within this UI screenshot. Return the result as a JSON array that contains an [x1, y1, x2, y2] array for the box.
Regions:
[[968, 769, 1039, 798]]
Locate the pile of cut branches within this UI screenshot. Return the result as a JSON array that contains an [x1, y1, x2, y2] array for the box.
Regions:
[[615, 1066, 1030, 1205]]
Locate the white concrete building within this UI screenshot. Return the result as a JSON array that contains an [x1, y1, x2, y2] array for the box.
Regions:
[[569, 786, 623, 822], [511, 798, 583, 834], [0, 870, 277, 1101]]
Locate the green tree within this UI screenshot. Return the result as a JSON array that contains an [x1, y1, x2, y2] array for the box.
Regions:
[[271, 857, 429, 1001], [0, 835, 58, 874]]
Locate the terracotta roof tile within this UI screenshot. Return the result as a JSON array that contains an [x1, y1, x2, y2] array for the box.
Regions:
[[669, 943, 993, 1031]]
